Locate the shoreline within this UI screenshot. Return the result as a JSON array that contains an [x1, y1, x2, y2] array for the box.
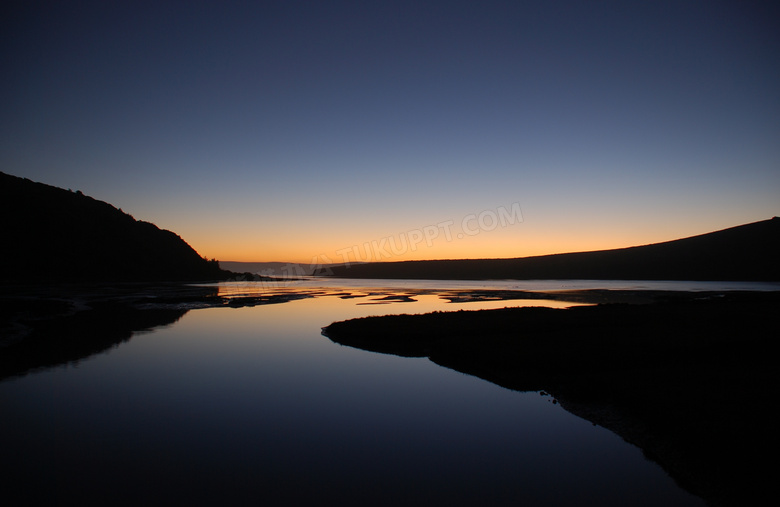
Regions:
[[3, 282, 777, 505], [323, 290, 779, 506]]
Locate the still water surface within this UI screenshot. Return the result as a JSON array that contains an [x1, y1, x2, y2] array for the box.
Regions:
[[0, 281, 717, 505]]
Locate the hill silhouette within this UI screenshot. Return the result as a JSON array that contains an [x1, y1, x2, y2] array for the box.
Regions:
[[1, 172, 231, 283], [318, 217, 780, 281]]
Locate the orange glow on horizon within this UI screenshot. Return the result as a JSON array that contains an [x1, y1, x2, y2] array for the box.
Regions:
[[181, 213, 768, 266], [194, 228, 690, 265]]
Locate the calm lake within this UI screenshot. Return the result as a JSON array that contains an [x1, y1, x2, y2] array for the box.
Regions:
[[7, 278, 772, 505]]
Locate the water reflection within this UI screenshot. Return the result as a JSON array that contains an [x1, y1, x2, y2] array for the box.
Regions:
[[212, 277, 780, 293], [0, 289, 705, 506], [0, 306, 188, 381], [0, 282, 587, 382]]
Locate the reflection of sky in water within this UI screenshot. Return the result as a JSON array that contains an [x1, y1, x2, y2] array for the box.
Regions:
[[0, 293, 704, 505], [209, 278, 780, 297]]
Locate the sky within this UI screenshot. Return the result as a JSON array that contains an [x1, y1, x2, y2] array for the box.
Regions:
[[3, 0, 779, 265]]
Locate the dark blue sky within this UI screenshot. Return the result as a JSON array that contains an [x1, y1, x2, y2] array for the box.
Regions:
[[3, 1, 778, 262]]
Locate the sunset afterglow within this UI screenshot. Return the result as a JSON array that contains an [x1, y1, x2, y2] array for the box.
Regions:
[[3, 1, 777, 263]]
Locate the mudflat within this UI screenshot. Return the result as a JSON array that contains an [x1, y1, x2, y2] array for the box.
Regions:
[[323, 290, 779, 507]]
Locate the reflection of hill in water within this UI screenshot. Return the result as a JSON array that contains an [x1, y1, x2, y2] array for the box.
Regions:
[[0, 283, 318, 381], [0, 296, 189, 381]]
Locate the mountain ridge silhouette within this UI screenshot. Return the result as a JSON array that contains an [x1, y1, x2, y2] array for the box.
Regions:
[[318, 217, 780, 281], [1, 171, 231, 282]]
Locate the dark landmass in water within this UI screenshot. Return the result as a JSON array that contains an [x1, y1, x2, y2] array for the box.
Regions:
[[0, 171, 265, 283], [316, 217, 780, 281], [323, 291, 779, 507]]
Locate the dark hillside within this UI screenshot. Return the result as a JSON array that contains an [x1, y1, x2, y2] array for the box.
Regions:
[[0, 172, 230, 282], [320, 217, 780, 281]]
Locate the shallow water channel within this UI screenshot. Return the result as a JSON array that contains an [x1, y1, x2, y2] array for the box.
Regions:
[[0, 280, 716, 505]]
